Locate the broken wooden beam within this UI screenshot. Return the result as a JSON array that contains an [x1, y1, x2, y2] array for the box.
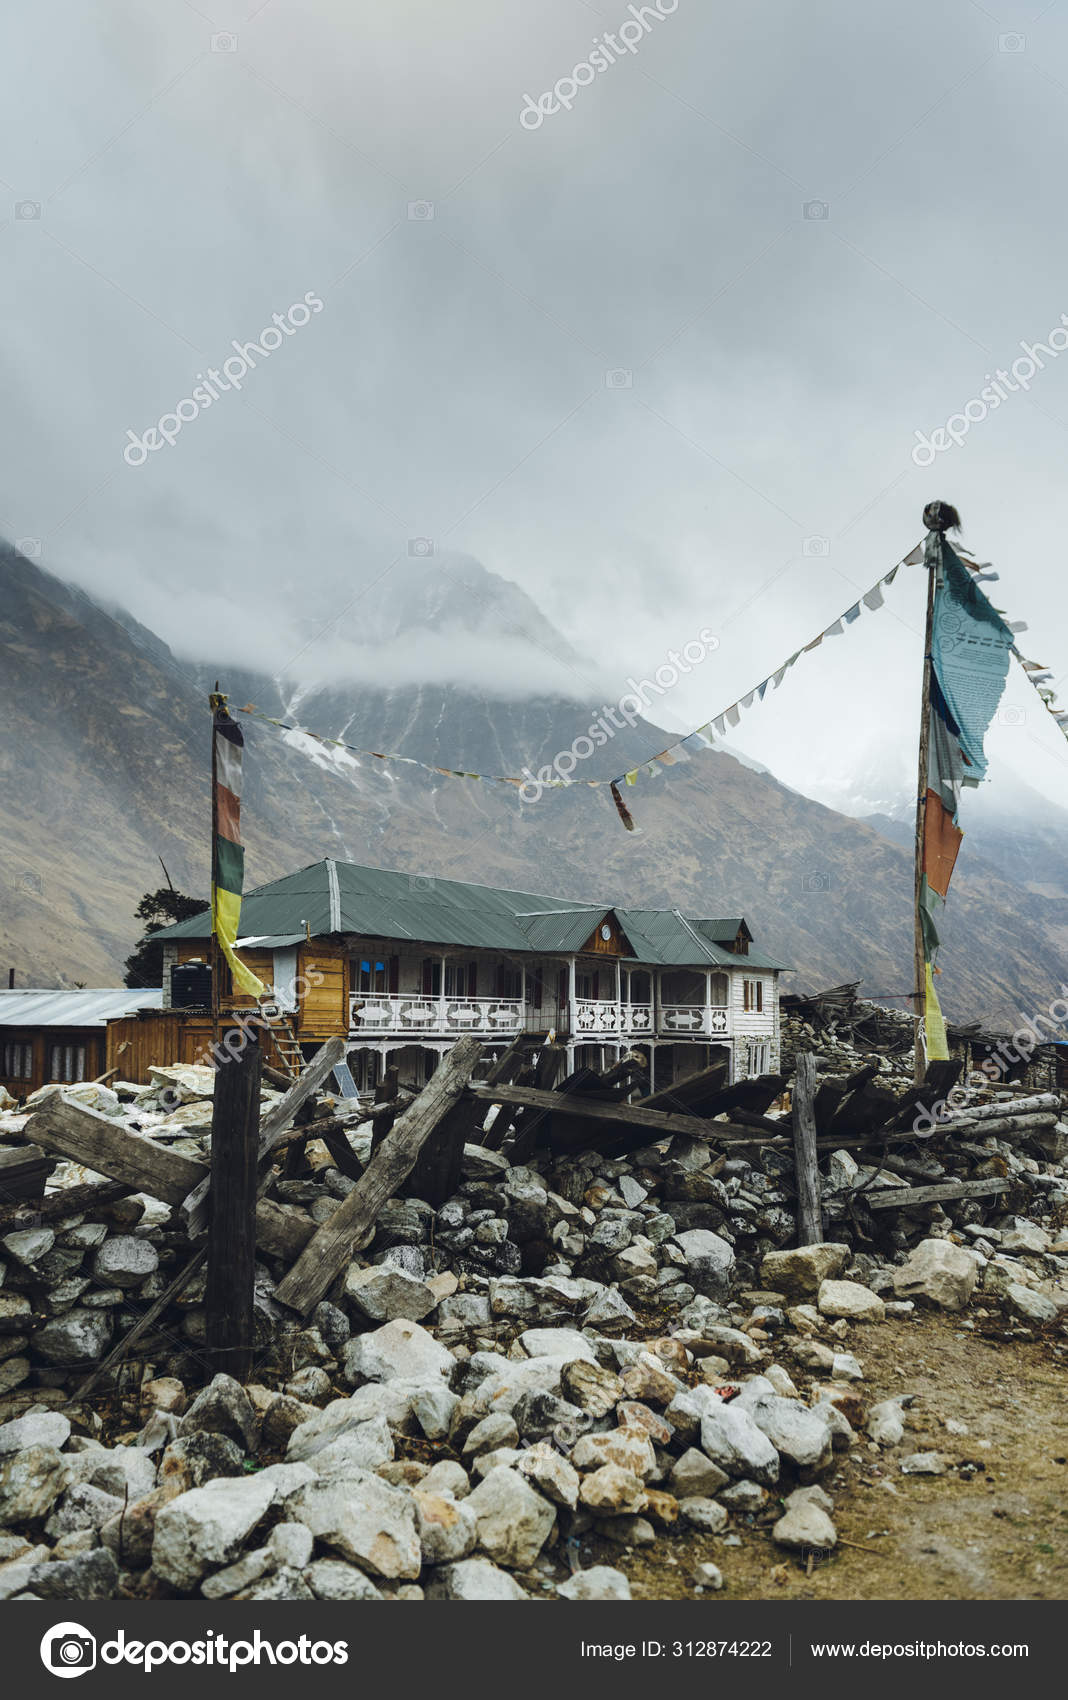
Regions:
[[23, 1094, 314, 1261], [0, 1178, 132, 1233], [275, 1035, 484, 1316], [792, 1052, 823, 1245], [636, 1060, 728, 1113], [865, 1176, 1009, 1211], [0, 1143, 57, 1203], [471, 1082, 717, 1144]]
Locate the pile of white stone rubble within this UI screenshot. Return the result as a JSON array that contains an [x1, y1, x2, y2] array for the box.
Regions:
[[0, 1060, 1065, 1602]]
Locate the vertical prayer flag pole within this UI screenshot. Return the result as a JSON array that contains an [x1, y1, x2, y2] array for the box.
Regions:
[[912, 523, 939, 1083], [209, 684, 222, 1052]]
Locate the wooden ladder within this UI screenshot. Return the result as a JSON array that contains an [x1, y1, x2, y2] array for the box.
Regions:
[[262, 1009, 304, 1081]]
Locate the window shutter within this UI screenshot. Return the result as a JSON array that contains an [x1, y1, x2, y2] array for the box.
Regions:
[[468, 961, 478, 998], [592, 970, 600, 1000], [422, 959, 433, 997], [495, 963, 505, 998], [388, 956, 399, 994]]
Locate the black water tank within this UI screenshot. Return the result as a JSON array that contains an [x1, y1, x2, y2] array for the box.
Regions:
[[171, 960, 212, 1008]]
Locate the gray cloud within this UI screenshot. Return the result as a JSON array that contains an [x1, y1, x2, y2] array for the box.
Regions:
[[3, 0, 1068, 812]]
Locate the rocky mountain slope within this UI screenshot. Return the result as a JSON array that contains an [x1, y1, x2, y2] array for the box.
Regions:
[[1, 542, 1063, 1025]]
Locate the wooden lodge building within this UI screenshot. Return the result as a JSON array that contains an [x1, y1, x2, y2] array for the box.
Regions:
[[0, 988, 163, 1100], [114, 858, 789, 1097]]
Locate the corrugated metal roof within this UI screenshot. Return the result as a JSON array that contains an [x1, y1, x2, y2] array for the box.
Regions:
[[0, 989, 164, 1028], [515, 909, 609, 952], [156, 860, 788, 969], [692, 917, 747, 941]]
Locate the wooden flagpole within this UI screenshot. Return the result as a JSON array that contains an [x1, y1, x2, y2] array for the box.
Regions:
[[209, 683, 222, 1052], [912, 554, 936, 1082], [913, 501, 958, 1082]]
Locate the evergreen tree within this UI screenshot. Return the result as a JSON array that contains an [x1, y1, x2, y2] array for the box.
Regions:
[[123, 888, 208, 988]]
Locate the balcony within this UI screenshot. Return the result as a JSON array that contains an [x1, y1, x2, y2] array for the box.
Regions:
[[571, 999, 653, 1035], [348, 994, 732, 1040], [350, 995, 527, 1036], [573, 1001, 730, 1037]]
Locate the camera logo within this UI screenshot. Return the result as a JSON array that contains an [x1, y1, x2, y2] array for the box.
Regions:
[[407, 200, 435, 220], [41, 1623, 96, 1679], [605, 368, 633, 388], [211, 32, 238, 52], [15, 201, 41, 220], [998, 704, 1026, 727], [802, 535, 829, 557], [408, 873, 436, 892], [803, 200, 829, 220], [408, 537, 435, 557], [998, 32, 1025, 53], [801, 870, 830, 893]]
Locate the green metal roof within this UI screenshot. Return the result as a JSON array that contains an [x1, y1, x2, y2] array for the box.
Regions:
[[157, 859, 789, 969]]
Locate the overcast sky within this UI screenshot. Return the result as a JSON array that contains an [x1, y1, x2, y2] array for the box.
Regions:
[[3, 0, 1068, 819]]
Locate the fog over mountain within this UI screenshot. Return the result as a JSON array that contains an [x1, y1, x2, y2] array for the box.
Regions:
[[3, 541, 1065, 1031]]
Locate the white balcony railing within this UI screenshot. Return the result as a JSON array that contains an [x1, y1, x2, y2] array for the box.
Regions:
[[571, 999, 653, 1035], [348, 994, 733, 1039], [659, 1004, 731, 1036], [350, 994, 526, 1036]]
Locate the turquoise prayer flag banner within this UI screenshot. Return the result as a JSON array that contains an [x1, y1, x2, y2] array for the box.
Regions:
[[930, 543, 1014, 785]]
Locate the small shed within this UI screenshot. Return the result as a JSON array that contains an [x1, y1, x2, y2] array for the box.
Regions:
[[0, 988, 163, 1101]]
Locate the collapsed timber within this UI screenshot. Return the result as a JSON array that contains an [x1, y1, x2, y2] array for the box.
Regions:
[[0, 1029, 1065, 1602]]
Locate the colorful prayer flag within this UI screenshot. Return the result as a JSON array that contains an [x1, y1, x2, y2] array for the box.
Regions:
[[212, 706, 264, 1000]]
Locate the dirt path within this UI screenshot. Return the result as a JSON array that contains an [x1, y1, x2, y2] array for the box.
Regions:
[[594, 1315, 1068, 1601]]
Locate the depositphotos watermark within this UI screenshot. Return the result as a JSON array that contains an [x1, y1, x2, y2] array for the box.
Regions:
[[40, 1622, 349, 1677], [520, 0, 680, 129], [911, 311, 1068, 465], [122, 293, 324, 466], [520, 627, 718, 801]]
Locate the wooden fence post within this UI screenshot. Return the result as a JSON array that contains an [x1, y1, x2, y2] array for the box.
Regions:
[[792, 1050, 824, 1246], [205, 1033, 261, 1380]]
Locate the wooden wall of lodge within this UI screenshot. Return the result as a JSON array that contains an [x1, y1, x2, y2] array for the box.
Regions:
[[102, 941, 352, 1083]]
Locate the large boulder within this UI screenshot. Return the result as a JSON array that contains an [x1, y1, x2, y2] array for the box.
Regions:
[[412, 1488, 478, 1564], [341, 1319, 454, 1386], [33, 1308, 113, 1366], [892, 1239, 980, 1311], [760, 1244, 850, 1300], [93, 1236, 160, 1288], [0, 1411, 70, 1456], [178, 1375, 259, 1452], [773, 1487, 837, 1551], [0, 1447, 69, 1526], [735, 1386, 834, 1474], [817, 1279, 885, 1322], [699, 1402, 780, 1486], [425, 1558, 530, 1600], [343, 1265, 436, 1324], [671, 1229, 735, 1299], [151, 1474, 278, 1592], [465, 1467, 556, 1565], [284, 1466, 421, 1580]]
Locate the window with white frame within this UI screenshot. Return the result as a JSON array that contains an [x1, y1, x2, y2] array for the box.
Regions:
[[742, 977, 764, 1014], [2, 1042, 33, 1080]]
